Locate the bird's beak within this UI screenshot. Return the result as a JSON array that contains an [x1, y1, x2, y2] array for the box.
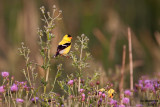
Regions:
[[69, 37, 72, 39]]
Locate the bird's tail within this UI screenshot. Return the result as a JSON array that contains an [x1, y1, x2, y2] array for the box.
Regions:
[[53, 52, 59, 58]]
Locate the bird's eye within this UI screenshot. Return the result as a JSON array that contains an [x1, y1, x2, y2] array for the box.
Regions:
[[68, 34, 71, 37]]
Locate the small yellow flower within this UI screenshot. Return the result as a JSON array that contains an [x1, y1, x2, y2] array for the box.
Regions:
[[99, 88, 105, 92]]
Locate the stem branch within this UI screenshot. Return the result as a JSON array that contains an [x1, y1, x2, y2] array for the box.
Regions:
[[128, 27, 133, 91]]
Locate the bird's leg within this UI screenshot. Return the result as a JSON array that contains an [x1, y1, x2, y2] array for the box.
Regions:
[[65, 55, 71, 59]]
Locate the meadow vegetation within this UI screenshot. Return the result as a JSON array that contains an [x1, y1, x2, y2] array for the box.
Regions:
[[0, 5, 160, 107]]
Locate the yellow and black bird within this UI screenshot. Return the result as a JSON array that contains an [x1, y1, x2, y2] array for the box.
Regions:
[[54, 34, 72, 57], [98, 88, 115, 98], [107, 89, 115, 98]]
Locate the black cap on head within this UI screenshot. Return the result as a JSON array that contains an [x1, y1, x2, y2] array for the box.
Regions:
[[67, 34, 71, 37]]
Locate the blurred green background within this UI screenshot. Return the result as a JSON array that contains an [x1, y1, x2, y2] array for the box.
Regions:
[[0, 0, 160, 90]]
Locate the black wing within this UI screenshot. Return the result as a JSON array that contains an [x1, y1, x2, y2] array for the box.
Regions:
[[57, 43, 71, 51], [54, 42, 71, 58]]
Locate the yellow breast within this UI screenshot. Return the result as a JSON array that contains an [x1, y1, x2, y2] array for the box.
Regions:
[[59, 45, 71, 55]]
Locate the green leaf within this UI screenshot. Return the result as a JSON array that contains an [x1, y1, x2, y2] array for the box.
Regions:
[[63, 85, 68, 92], [41, 78, 48, 86], [56, 71, 62, 78]]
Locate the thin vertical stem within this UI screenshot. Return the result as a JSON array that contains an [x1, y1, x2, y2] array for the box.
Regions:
[[119, 45, 126, 104], [78, 77, 81, 93], [128, 27, 133, 91], [8, 87, 10, 107], [78, 37, 83, 92], [26, 64, 32, 87], [44, 41, 51, 94], [51, 69, 59, 92], [3, 94, 8, 106], [25, 93, 28, 107], [45, 49, 50, 82]]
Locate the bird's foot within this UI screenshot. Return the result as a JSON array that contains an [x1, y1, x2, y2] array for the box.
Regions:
[[65, 55, 71, 59]]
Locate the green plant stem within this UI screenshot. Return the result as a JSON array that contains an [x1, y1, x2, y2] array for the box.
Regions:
[[78, 77, 81, 93], [8, 88, 10, 107], [51, 70, 59, 92], [26, 59, 32, 87], [10, 80, 16, 107], [71, 87, 75, 96], [45, 49, 50, 82], [29, 93, 33, 101], [78, 37, 84, 92], [43, 13, 49, 25], [2, 78, 6, 85], [3, 93, 8, 106], [44, 47, 51, 94], [25, 93, 29, 107], [42, 11, 51, 94], [75, 83, 78, 96]]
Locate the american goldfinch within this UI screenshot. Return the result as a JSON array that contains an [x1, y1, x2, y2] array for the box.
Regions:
[[107, 89, 115, 98], [54, 34, 72, 57], [98, 88, 115, 98]]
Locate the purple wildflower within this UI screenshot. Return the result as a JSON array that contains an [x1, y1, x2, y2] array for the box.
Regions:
[[1, 72, 9, 77], [138, 80, 143, 84], [82, 93, 85, 97], [138, 83, 143, 88], [31, 97, 39, 103], [98, 98, 103, 106], [144, 80, 155, 91], [122, 97, 130, 105], [81, 93, 85, 101], [102, 93, 106, 98], [11, 76, 14, 80], [11, 84, 18, 92], [80, 89, 84, 93], [0, 86, 5, 93], [19, 81, 25, 85], [68, 80, 74, 86], [124, 90, 131, 96], [144, 80, 151, 84], [119, 105, 125, 107], [154, 81, 160, 90], [98, 91, 102, 97], [109, 99, 117, 105], [18, 81, 27, 88], [16, 98, 24, 103]]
